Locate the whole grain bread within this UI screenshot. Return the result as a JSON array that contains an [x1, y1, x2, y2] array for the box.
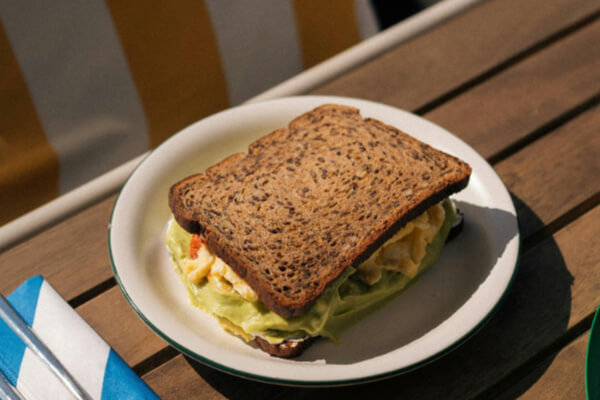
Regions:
[[169, 104, 471, 318], [255, 336, 317, 358]]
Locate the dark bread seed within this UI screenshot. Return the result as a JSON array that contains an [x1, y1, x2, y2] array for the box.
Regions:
[[168, 104, 471, 318]]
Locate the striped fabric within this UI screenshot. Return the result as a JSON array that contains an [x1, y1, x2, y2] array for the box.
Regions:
[[0, 276, 158, 399], [0, 0, 379, 225]]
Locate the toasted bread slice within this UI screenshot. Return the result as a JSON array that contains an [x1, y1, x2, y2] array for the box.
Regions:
[[169, 104, 471, 318], [254, 336, 317, 358]]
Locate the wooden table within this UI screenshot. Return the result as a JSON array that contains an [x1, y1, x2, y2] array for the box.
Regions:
[[2, 0, 599, 398]]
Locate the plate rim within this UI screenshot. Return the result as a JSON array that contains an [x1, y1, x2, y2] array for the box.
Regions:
[[108, 95, 520, 386]]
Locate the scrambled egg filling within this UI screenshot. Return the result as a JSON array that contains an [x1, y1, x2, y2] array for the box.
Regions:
[[356, 202, 445, 284], [183, 235, 258, 302]]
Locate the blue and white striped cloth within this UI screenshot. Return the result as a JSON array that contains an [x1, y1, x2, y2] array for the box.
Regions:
[[0, 276, 159, 399]]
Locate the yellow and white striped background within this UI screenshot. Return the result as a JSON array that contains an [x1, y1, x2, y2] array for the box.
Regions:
[[0, 0, 379, 225]]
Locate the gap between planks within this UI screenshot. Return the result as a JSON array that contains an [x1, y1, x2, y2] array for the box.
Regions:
[[69, 277, 117, 308], [472, 311, 597, 400], [413, 9, 600, 116], [522, 191, 600, 251], [487, 94, 600, 165]]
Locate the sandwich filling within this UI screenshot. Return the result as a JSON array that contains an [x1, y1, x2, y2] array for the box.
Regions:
[[166, 198, 456, 345]]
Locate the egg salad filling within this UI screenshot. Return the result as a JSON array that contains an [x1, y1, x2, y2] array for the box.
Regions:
[[166, 198, 456, 345]]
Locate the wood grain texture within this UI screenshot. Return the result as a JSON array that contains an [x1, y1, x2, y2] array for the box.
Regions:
[[144, 355, 295, 400], [492, 332, 589, 399], [494, 105, 600, 238], [0, 194, 117, 299], [426, 19, 600, 160], [312, 0, 599, 112], [553, 207, 600, 327], [143, 356, 227, 400], [485, 206, 600, 399]]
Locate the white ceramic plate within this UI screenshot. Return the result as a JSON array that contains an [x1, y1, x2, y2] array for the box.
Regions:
[[109, 96, 519, 386]]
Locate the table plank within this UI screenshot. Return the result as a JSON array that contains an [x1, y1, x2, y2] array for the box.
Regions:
[[425, 19, 600, 160], [143, 356, 226, 399], [494, 104, 600, 238], [144, 355, 293, 400], [143, 205, 599, 399], [0, 193, 117, 298], [549, 208, 600, 329], [492, 332, 589, 399], [313, 0, 599, 113]]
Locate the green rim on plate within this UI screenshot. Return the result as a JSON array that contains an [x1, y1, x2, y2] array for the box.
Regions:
[[586, 304, 600, 399]]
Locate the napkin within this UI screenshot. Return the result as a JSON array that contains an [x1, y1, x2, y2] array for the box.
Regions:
[[0, 276, 159, 399]]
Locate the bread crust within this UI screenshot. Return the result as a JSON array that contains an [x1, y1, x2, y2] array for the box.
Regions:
[[169, 104, 471, 318], [254, 336, 317, 358]]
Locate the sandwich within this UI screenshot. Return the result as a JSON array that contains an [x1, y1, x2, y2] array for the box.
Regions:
[[166, 104, 471, 357]]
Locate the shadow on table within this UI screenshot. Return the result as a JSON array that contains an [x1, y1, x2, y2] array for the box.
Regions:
[[183, 355, 291, 399], [183, 194, 572, 399], [471, 194, 574, 399]]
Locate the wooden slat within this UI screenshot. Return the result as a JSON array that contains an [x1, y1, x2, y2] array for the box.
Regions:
[[143, 205, 600, 398], [0, 193, 117, 299], [494, 104, 600, 238], [313, 0, 599, 112], [425, 19, 600, 160], [76, 286, 166, 367], [490, 332, 589, 399], [143, 356, 225, 399], [144, 355, 294, 400], [549, 209, 600, 328]]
